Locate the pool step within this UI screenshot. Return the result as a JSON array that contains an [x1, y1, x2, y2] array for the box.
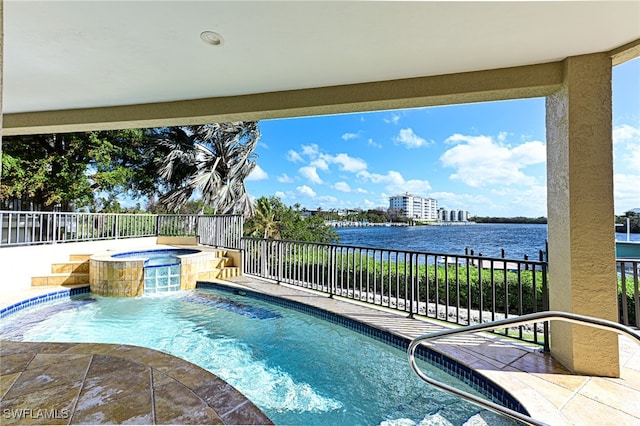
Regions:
[[51, 260, 89, 274], [69, 254, 92, 262], [32, 272, 90, 286], [31, 254, 91, 287], [198, 266, 241, 281]]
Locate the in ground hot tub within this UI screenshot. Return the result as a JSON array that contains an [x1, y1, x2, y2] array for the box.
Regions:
[[90, 247, 218, 296]]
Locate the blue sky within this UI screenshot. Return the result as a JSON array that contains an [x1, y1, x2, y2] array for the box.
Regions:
[[245, 58, 639, 217]]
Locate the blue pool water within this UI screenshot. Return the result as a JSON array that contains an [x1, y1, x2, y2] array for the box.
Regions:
[[111, 248, 200, 266], [0, 289, 515, 425]]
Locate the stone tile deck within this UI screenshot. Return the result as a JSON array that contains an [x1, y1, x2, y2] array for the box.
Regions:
[[1, 279, 639, 425], [0, 341, 271, 425]]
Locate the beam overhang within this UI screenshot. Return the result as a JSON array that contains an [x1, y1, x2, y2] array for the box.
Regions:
[[3, 62, 563, 136]]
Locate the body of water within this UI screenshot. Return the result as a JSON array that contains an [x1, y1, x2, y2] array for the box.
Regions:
[[335, 224, 547, 259], [335, 224, 639, 260]]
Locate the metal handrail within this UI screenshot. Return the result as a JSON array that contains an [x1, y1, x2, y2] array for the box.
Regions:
[[407, 311, 640, 426]]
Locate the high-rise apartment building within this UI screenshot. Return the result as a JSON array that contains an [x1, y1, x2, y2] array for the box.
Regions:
[[389, 193, 438, 220]]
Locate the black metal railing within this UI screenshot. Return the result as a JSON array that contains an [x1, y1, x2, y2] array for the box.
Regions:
[[242, 237, 550, 347], [618, 259, 640, 328]]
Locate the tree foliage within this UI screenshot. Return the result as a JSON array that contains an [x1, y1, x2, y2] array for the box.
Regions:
[[245, 196, 339, 243], [1, 122, 261, 214], [153, 122, 259, 215], [616, 210, 640, 234], [470, 216, 548, 224], [1, 130, 157, 211]]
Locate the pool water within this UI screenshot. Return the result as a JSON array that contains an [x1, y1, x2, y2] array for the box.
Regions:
[[111, 248, 200, 293], [111, 248, 201, 265], [0, 289, 515, 425]]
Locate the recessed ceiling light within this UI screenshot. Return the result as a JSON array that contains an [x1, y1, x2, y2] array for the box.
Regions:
[[200, 31, 224, 46]]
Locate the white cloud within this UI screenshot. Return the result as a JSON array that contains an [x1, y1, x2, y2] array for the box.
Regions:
[[341, 132, 359, 141], [310, 158, 330, 171], [613, 124, 640, 171], [394, 128, 432, 148], [401, 179, 433, 195], [368, 138, 382, 148], [296, 185, 316, 197], [301, 144, 320, 157], [363, 199, 376, 208], [277, 173, 293, 183], [325, 153, 368, 173], [246, 165, 268, 181], [275, 191, 287, 199], [286, 150, 303, 163], [299, 166, 323, 184], [334, 182, 351, 192], [384, 113, 401, 125], [614, 173, 640, 214], [357, 170, 431, 196], [356, 188, 368, 194], [440, 133, 545, 187]]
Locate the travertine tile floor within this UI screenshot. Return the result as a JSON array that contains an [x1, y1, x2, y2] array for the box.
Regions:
[[1, 280, 639, 425], [0, 341, 271, 425]]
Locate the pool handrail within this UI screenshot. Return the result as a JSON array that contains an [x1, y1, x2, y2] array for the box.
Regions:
[[407, 310, 640, 426]]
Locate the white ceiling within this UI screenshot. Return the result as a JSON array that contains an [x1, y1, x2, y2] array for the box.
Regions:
[[3, 1, 639, 114]]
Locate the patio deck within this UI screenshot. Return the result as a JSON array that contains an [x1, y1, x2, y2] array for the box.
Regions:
[[1, 280, 638, 425]]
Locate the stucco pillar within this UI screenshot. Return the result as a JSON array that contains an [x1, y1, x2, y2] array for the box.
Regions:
[[546, 53, 619, 377]]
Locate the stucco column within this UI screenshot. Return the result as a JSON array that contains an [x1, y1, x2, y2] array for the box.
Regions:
[[546, 53, 619, 377]]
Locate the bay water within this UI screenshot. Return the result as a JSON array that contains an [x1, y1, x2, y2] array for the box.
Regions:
[[336, 224, 639, 260], [335, 224, 547, 260]]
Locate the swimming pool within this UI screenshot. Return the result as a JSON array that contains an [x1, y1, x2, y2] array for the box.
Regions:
[[0, 288, 517, 425]]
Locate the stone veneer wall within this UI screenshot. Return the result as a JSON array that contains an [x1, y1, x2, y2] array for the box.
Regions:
[[90, 248, 223, 296], [90, 258, 145, 296]]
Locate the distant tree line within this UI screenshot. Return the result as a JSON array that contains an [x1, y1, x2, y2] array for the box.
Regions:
[[616, 211, 640, 234], [470, 216, 548, 224], [471, 211, 639, 233]]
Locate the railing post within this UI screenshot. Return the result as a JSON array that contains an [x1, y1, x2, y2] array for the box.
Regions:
[[408, 253, 414, 318], [541, 250, 550, 352], [277, 240, 283, 284], [52, 211, 58, 244], [329, 246, 335, 298]]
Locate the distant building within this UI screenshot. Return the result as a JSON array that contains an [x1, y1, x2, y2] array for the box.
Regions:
[[389, 193, 438, 220], [438, 208, 470, 222]]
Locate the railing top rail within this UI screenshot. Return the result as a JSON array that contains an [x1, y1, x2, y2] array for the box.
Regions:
[[407, 311, 640, 426], [0, 210, 156, 217], [241, 236, 547, 265]]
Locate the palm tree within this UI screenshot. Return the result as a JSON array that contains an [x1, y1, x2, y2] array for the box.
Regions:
[[245, 197, 281, 239], [154, 122, 260, 216]]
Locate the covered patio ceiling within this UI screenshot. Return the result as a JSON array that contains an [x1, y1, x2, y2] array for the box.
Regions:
[[2, 1, 639, 134]]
